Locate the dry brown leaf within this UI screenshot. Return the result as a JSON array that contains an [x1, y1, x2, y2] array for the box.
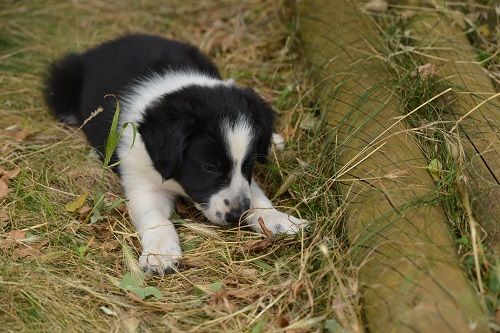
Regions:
[[278, 314, 291, 328], [412, 63, 438, 78], [175, 201, 190, 215], [0, 211, 8, 229], [12, 239, 48, 259], [241, 239, 273, 253], [400, 10, 416, 20], [209, 290, 235, 313], [0, 209, 8, 222], [4, 167, 20, 179], [92, 223, 113, 240], [0, 229, 26, 249], [225, 288, 259, 302], [363, 0, 388, 13], [100, 241, 120, 252], [0, 178, 9, 200], [121, 316, 141, 333], [78, 205, 92, 220], [12, 129, 30, 141], [116, 203, 128, 214], [240, 267, 258, 278], [258, 217, 273, 239], [289, 281, 304, 301]]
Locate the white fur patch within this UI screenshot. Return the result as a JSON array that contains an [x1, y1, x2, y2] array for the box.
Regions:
[[198, 118, 254, 224]]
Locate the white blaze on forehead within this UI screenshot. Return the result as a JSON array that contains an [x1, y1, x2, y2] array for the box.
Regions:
[[224, 118, 254, 168]]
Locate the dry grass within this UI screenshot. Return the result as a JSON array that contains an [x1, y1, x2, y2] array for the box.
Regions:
[[0, 1, 361, 332], [2, 1, 497, 332]]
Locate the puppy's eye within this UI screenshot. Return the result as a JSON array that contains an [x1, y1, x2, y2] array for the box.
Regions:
[[204, 164, 218, 174], [242, 161, 254, 174]]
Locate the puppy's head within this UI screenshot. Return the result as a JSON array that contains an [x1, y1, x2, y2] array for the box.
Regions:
[[138, 85, 274, 225]]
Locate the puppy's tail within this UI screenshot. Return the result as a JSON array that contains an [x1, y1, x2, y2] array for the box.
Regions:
[[44, 53, 83, 125]]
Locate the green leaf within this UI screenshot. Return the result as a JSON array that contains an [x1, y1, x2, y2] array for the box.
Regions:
[[119, 272, 144, 289], [253, 259, 274, 272], [488, 264, 499, 293], [65, 192, 89, 212], [89, 192, 105, 223], [427, 159, 442, 181], [325, 319, 341, 333], [119, 272, 161, 300], [103, 96, 121, 169], [103, 197, 126, 213], [251, 318, 266, 333], [210, 281, 223, 292], [193, 285, 207, 297], [90, 209, 103, 224]]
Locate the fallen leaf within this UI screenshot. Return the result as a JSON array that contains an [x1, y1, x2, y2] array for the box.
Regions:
[[225, 288, 259, 301], [122, 316, 141, 333], [209, 289, 235, 313], [0, 229, 26, 250], [65, 192, 89, 212], [299, 112, 321, 131], [100, 241, 120, 252], [100, 305, 118, 316], [427, 159, 443, 181], [258, 217, 273, 239], [363, 0, 388, 13], [0, 209, 8, 228], [289, 281, 305, 301], [78, 205, 92, 219], [241, 239, 273, 253], [477, 24, 491, 38], [210, 281, 223, 292], [412, 63, 438, 78], [448, 10, 466, 29], [12, 239, 48, 259], [275, 170, 300, 197], [119, 272, 162, 300], [400, 10, 415, 20], [0, 179, 8, 200], [176, 201, 190, 215], [12, 129, 30, 141], [278, 314, 290, 328], [240, 267, 258, 278], [2, 167, 20, 179]]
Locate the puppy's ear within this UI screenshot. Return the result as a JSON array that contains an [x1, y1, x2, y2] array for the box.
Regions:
[[242, 88, 275, 163], [138, 105, 195, 180]]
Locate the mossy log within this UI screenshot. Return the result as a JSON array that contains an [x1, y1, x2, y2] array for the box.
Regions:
[[298, 1, 488, 332], [407, 5, 500, 251]]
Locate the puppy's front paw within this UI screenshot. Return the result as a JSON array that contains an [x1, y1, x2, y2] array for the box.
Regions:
[[139, 233, 182, 276], [247, 209, 307, 235]]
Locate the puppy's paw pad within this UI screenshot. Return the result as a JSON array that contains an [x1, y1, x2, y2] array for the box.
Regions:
[[250, 209, 307, 235], [139, 243, 182, 276]]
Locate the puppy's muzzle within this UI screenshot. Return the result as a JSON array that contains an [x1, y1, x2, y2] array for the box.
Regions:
[[225, 197, 251, 223]]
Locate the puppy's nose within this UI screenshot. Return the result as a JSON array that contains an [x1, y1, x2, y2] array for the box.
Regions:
[[225, 197, 251, 223]]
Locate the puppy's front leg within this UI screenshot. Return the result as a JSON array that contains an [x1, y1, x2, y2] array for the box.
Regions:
[[246, 180, 307, 235], [123, 178, 181, 275]]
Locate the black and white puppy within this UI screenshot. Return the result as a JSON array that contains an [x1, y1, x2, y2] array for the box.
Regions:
[[44, 34, 306, 274]]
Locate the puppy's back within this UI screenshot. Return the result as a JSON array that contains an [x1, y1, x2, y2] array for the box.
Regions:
[[44, 34, 221, 162]]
